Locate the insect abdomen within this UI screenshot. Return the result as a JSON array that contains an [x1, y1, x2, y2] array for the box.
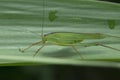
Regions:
[[81, 33, 106, 39]]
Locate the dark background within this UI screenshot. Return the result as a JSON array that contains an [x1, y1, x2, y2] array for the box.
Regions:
[[100, 0, 120, 3], [0, 0, 119, 80], [0, 65, 120, 80]]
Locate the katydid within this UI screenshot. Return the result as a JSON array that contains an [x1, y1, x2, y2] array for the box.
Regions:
[[19, 31, 120, 59], [19, 0, 120, 59]]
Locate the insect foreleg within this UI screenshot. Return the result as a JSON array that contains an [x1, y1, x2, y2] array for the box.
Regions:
[[71, 45, 84, 59], [19, 41, 42, 53], [33, 43, 46, 56]]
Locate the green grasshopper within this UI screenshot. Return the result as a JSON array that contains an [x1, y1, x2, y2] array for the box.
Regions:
[[19, 0, 120, 59]]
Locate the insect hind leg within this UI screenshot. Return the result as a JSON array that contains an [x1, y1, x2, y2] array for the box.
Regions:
[[96, 43, 120, 51]]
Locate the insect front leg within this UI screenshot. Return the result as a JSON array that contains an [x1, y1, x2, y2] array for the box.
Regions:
[[19, 41, 42, 53], [33, 43, 46, 56]]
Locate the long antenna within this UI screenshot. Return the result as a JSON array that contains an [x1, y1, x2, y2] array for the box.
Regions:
[[41, 0, 45, 39]]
